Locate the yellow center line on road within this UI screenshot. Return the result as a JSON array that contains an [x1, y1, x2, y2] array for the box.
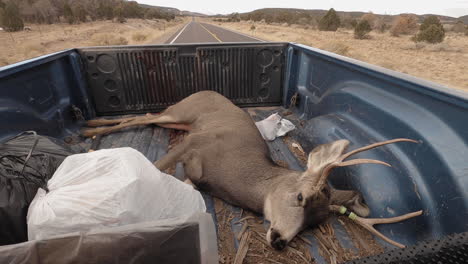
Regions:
[[199, 23, 223, 43]]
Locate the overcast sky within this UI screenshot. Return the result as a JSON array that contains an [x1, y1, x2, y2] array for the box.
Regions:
[[136, 0, 468, 17]]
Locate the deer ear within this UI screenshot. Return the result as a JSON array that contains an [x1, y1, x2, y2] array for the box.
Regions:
[[306, 139, 350, 173]]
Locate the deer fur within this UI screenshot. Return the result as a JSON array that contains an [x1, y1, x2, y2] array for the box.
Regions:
[[149, 91, 371, 250]]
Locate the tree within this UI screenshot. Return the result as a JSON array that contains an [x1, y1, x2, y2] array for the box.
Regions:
[[32, 0, 58, 24], [74, 4, 87, 23], [0, 1, 24, 32], [360, 12, 377, 28], [420, 15, 443, 32], [97, 1, 114, 20], [228, 12, 240, 22], [318, 8, 340, 31], [123, 1, 143, 18], [414, 16, 445, 43], [390, 14, 418, 36], [63, 3, 74, 24], [113, 3, 126, 23], [354, 20, 372, 39]]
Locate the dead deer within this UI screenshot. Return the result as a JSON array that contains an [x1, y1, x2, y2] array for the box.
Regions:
[[82, 91, 423, 250]]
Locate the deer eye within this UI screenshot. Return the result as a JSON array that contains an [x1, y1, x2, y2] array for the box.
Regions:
[[321, 187, 330, 198], [297, 193, 303, 202]]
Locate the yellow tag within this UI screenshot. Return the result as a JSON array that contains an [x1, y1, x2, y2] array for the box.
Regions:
[[339, 206, 347, 214]]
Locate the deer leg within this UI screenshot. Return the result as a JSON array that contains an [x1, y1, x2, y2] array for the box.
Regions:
[[182, 151, 203, 183], [86, 116, 138, 127], [330, 205, 423, 248], [181, 151, 203, 189], [154, 139, 192, 171], [82, 114, 185, 137]]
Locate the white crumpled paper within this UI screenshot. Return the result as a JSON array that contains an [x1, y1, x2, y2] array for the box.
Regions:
[[255, 113, 296, 141], [27, 147, 206, 240]]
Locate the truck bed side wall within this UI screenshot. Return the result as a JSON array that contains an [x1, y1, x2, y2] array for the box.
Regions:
[[0, 50, 93, 141], [284, 43, 468, 244]]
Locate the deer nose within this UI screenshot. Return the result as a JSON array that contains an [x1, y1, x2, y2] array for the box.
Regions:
[[270, 229, 287, 250]]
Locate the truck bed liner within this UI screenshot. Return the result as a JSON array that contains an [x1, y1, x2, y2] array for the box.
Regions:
[[77, 107, 387, 264]]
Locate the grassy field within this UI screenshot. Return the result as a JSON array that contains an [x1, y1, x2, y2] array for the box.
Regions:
[[0, 18, 187, 67], [202, 19, 468, 92]]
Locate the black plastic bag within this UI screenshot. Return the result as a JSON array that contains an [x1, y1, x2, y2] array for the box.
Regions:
[[0, 131, 77, 245]]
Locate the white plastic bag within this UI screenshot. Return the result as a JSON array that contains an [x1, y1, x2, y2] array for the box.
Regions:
[[255, 113, 296, 141], [27, 147, 206, 241]]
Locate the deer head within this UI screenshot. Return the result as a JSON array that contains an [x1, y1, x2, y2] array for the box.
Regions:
[[264, 138, 418, 250]]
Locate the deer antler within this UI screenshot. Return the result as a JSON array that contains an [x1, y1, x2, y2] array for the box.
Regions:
[[330, 205, 423, 248], [315, 138, 419, 189]]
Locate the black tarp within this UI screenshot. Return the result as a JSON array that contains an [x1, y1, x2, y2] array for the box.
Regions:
[[0, 131, 78, 245]]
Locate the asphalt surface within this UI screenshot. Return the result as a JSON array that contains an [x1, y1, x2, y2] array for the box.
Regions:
[[165, 21, 263, 44]]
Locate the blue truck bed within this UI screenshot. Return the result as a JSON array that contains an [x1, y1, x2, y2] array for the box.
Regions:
[[1, 42, 467, 263]]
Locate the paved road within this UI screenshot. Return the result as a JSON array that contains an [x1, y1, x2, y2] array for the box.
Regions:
[[165, 21, 263, 44]]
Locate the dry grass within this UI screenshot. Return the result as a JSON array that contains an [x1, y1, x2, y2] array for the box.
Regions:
[[90, 33, 128, 46], [203, 19, 468, 92], [131, 32, 148, 42], [0, 18, 187, 67]]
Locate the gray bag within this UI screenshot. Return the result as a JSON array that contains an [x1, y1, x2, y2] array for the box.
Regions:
[[0, 212, 218, 264]]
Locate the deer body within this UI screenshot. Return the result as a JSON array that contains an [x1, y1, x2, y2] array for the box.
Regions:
[[154, 91, 291, 212], [83, 91, 422, 249]]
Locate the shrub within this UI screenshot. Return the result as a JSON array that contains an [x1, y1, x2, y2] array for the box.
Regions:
[[63, 3, 75, 24], [0, 2, 24, 32], [415, 24, 445, 43], [227, 12, 241, 22], [466, 26, 468, 36], [420, 15, 443, 32], [97, 2, 114, 20], [113, 4, 126, 23], [74, 5, 87, 23], [360, 13, 377, 28], [390, 14, 418, 36], [132, 32, 147, 42], [318, 8, 340, 31], [452, 21, 465, 33], [414, 16, 445, 43], [354, 20, 372, 39], [250, 24, 256, 31]]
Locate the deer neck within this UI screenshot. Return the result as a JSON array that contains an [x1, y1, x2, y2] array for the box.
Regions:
[[250, 165, 301, 213]]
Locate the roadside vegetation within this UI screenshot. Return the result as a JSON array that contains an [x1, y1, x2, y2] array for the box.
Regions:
[[0, 0, 175, 32], [205, 9, 468, 91], [0, 0, 188, 67]]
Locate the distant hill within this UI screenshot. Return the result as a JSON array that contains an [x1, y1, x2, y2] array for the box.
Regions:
[[222, 8, 462, 25], [139, 4, 206, 16], [181, 11, 207, 17], [458, 15, 468, 24], [138, 4, 180, 14]]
